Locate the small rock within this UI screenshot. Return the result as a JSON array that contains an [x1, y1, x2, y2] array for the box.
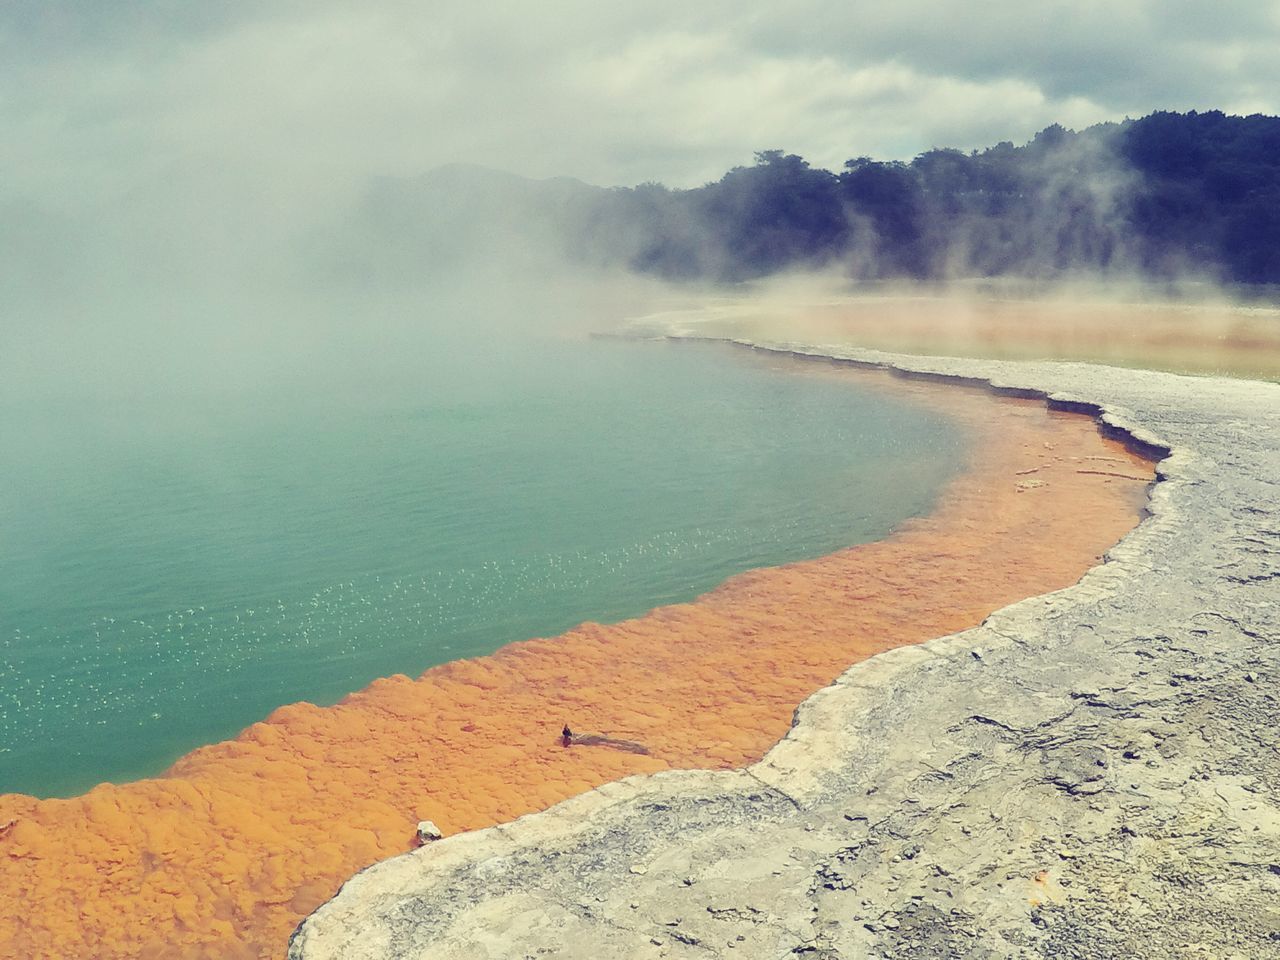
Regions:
[[415, 820, 443, 843], [630, 865, 648, 875], [1245, 672, 1258, 683]]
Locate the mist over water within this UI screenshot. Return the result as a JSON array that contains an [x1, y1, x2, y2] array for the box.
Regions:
[[4, 108, 1270, 800]]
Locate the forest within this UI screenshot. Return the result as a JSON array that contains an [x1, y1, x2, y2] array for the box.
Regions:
[[347, 110, 1280, 289]]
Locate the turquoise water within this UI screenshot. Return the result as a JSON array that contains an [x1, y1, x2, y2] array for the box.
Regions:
[[0, 337, 967, 798]]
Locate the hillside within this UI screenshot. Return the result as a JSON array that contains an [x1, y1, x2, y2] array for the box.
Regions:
[[340, 111, 1280, 288]]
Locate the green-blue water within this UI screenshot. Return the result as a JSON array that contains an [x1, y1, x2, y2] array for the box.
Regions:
[[0, 338, 967, 798]]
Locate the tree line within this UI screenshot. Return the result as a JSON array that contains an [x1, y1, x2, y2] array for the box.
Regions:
[[564, 110, 1280, 286]]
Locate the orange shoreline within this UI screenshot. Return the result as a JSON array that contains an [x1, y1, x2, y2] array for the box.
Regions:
[[0, 353, 1156, 960]]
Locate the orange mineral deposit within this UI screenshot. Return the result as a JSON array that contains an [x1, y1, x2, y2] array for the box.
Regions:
[[0, 359, 1156, 960]]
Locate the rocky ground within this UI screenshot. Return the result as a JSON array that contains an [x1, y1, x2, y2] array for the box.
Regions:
[[289, 336, 1280, 960]]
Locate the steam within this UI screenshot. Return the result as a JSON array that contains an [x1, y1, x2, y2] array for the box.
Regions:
[[2, 1, 1278, 414]]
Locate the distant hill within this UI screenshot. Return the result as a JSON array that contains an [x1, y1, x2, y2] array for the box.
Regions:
[[335, 111, 1280, 287]]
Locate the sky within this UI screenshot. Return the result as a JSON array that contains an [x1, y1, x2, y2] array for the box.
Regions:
[[2, 0, 1279, 311], [3, 0, 1279, 205]]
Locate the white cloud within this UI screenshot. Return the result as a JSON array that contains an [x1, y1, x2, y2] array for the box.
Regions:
[[0, 0, 1277, 229]]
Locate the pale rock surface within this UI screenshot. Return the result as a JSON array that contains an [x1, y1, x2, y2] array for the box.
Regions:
[[416, 822, 443, 844]]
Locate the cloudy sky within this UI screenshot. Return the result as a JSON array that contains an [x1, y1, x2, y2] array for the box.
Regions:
[[4, 0, 1279, 206]]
